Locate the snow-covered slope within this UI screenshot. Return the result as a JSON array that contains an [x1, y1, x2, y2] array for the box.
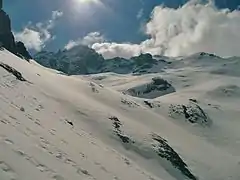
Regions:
[[1, 49, 240, 180]]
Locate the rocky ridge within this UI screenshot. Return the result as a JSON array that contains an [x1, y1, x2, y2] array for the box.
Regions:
[[0, 1, 32, 60]]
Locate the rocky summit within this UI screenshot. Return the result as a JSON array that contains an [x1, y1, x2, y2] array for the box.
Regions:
[[0, 0, 31, 60]]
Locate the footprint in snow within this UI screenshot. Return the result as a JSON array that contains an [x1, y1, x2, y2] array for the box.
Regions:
[[36, 164, 49, 172], [49, 129, 56, 135], [0, 119, 10, 124], [0, 161, 17, 180], [64, 158, 77, 167], [8, 115, 17, 120], [77, 168, 90, 176], [4, 138, 14, 145], [0, 161, 13, 172], [34, 119, 42, 127], [52, 174, 65, 180]]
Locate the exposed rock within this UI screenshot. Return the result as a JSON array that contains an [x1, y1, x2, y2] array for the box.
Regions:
[[0, 9, 15, 51], [33, 51, 57, 68], [143, 100, 154, 108], [151, 133, 197, 180], [65, 119, 74, 127], [109, 116, 133, 144], [34, 45, 104, 75], [132, 54, 166, 74], [131, 53, 157, 67], [126, 77, 175, 99], [143, 100, 161, 108], [121, 98, 139, 107], [101, 57, 134, 74], [198, 52, 218, 58], [34, 50, 168, 75], [15, 41, 32, 60], [0, 62, 27, 81], [169, 101, 211, 125], [189, 98, 198, 103], [0, 5, 31, 61]]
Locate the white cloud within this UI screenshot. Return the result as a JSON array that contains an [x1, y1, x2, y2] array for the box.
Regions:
[[14, 28, 50, 52], [52, 10, 63, 20], [142, 0, 240, 57], [88, 0, 240, 59], [14, 10, 63, 51], [64, 32, 141, 59], [92, 42, 141, 59], [64, 32, 105, 50], [137, 8, 144, 19]]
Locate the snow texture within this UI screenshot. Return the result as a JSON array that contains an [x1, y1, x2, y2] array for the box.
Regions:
[[1, 48, 240, 180]]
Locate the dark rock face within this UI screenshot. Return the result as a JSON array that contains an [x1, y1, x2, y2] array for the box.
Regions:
[[100, 57, 134, 74], [152, 133, 197, 180], [0, 6, 31, 61], [131, 53, 157, 67], [0, 10, 15, 51], [108, 115, 198, 180], [169, 100, 211, 126], [109, 116, 134, 144], [34, 50, 168, 75], [132, 54, 163, 74], [0, 62, 27, 81], [143, 100, 154, 108], [126, 77, 176, 99], [145, 77, 174, 93], [15, 41, 32, 60], [33, 51, 57, 68], [34, 45, 105, 75], [121, 98, 140, 107]]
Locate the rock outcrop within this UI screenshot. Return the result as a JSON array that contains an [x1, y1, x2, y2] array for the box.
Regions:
[[152, 133, 197, 180], [0, 62, 27, 81], [126, 77, 176, 99], [15, 41, 32, 60], [34, 49, 168, 75], [34, 45, 105, 75], [0, 9, 15, 51], [169, 100, 211, 126], [0, 1, 32, 60]]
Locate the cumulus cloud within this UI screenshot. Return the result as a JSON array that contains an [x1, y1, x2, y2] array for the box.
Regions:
[[142, 0, 240, 57], [92, 42, 141, 59], [64, 32, 105, 50], [89, 0, 240, 58], [65, 32, 141, 59], [14, 10, 63, 51]]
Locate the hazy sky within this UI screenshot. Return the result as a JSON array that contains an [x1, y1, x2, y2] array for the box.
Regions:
[[4, 0, 240, 58]]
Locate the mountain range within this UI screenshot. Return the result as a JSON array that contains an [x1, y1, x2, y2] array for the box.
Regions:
[[1, 3, 240, 180]]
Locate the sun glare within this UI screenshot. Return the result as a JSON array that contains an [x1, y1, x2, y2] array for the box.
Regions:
[[71, 0, 105, 17]]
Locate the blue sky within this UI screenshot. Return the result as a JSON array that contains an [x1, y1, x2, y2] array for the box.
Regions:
[[4, 0, 240, 57]]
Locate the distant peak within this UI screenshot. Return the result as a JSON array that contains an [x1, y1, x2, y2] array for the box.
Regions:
[[189, 52, 221, 59]]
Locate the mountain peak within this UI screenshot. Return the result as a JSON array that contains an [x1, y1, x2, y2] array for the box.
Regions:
[[0, 1, 31, 60]]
